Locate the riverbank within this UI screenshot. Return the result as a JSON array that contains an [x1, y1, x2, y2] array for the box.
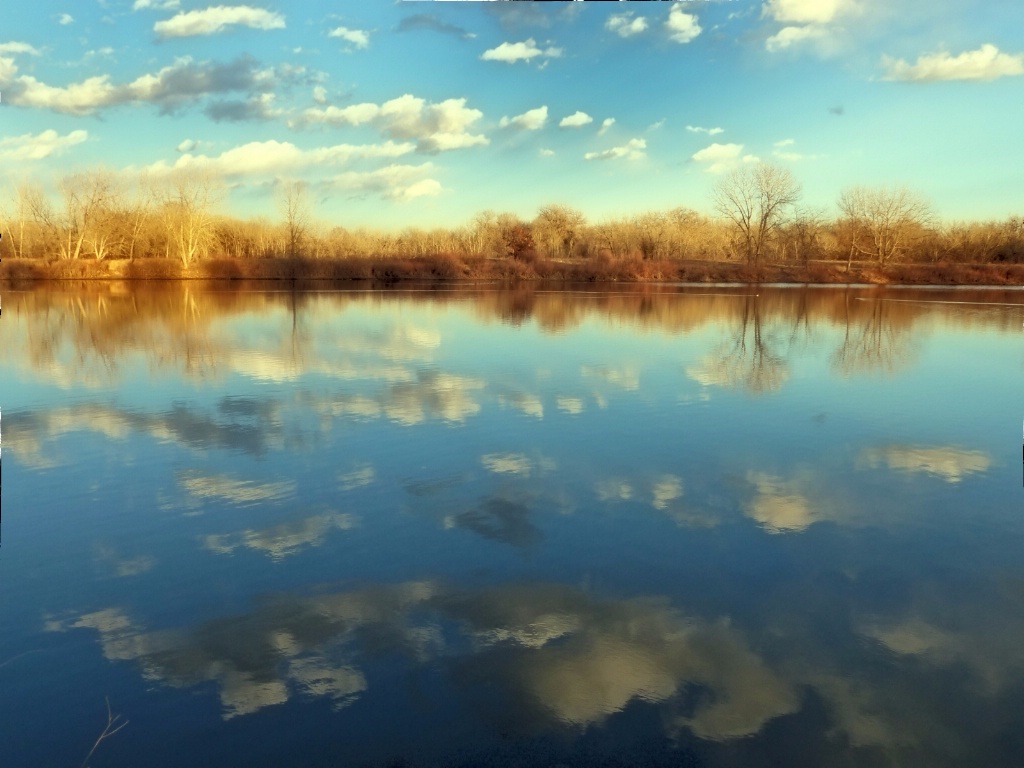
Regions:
[[2, 254, 1023, 287]]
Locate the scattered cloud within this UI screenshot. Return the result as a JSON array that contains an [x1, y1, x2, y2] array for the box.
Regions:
[[0, 53, 289, 116], [480, 38, 561, 64], [882, 44, 1024, 82], [499, 105, 548, 131], [0, 128, 88, 161], [294, 95, 488, 153], [598, 117, 615, 136], [539, 148, 555, 158], [766, 25, 825, 52], [763, 0, 852, 25], [205, 92, 283, 122], [584, 138, 646, 161], [328, 25, 369, 50], [606, 13, 648, 38], [146, 139, 415, 177], [176, 138, 197, 152], [762, 0, 856, 53], [647, 118, 665, 131], [312, 85, 327, 104], [338, 465, 375, 491], [691, 142, 744, 173], [744, 472, 818, 533], [396, 14, 474, 40], [665, 6, 702, 44], [652, 475, 684, 510], [154, 5, 285, 39], [560, 111, 593, 128], [58, 13, 74, 26], [132, 0, 180, 9], [686, 125, 724, 136], [0, 42, 41, 56]]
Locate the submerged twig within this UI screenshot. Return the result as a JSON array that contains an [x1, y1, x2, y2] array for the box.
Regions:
[[80, 697, 128, 768]]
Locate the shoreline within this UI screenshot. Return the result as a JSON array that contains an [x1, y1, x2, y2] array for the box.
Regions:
[[2, 255, 1023, 287]]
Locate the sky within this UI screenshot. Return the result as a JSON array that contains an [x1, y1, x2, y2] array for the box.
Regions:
[[0, 0, 1022, 231]]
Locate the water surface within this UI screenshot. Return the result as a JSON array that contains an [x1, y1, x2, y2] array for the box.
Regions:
[[1, 283, 1022, 767]]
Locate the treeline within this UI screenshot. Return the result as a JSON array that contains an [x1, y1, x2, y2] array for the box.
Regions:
[[2, 167, 1023, 267]]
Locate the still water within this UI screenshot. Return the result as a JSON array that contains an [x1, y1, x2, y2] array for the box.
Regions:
[[1, 282, 1022, 767]]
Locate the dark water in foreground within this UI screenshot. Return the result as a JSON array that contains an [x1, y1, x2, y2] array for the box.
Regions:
[[1, 283, 1022, 767]]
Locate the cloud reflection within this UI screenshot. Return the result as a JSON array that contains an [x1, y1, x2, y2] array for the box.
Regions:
[[859, 445, 992, 483]]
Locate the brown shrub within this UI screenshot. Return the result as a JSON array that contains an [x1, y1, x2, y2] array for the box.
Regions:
[[124, 258, 183, 280]]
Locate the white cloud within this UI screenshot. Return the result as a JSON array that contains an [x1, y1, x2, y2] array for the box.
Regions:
[[774, 138, 795, 147], [0, 54, 292, 116], [882, 44, 1024, 82], [686, 125, 724, 136], [154, 6, 285, 39], [499, 105, 548, 131], [312, 85, 326, 104], [539, 148, 555, 158], [765, 25, 825, 52], [58, 14, 74, 25], [480, 38, 561, 64], [0, 128, 88, 161], [176, 138, 197, 152], [691, 142, 744, 173], [0, 42, 41, 56], [559, 110, 593, 128], [762, 0, 852, 25], [293, 94, 489, 154], [328, 163, 442, 202], [146, 139, 414, 177], [132, 0, 180, 9], [606, 14, 648, 38], [598, 117, 615, 135], [665, 6, 702, 44], [328, 26, 369, 50], [584, 138, 646, 161]]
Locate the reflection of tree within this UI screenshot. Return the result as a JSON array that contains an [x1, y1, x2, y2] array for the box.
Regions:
[[454, 494, 541, 548], [688, 295, 789, 394], [831, 293, 914, 376]]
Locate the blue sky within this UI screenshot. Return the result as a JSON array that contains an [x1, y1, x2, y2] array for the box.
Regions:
[[1, 0, 1022, 230]]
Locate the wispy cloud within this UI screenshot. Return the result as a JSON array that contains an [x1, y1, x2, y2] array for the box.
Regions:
[[606, 13, 648, 39], [292, 94, 488, 153], [480, 38, 561, 64], [686, 125, 724, 136], [584, 138, 646, 161], [882, 44, 1024, 82], [154, 5, 285, 39], [499, 105, 548, 131], [328, 25, 369, 50], [598, 117, 615, 136], [0, 129, 88, 161]]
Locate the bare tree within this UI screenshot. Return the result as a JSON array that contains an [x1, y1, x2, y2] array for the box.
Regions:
[[533, 204, 586, 259], [837, 185, 933, 265], [161, 168, 224, 266], [713, 163, 801, 265], [278, 180, 311, 258]]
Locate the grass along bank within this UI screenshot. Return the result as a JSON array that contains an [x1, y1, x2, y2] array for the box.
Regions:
[[2, 254, 1024, 287]]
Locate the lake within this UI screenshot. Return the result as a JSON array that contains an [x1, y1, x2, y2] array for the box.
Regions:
[[1, 282, 1022, 767]]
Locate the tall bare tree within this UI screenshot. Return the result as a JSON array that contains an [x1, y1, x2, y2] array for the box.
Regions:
[[162, 168, 223, 266], [714, 163, 801, 265], [278, 180, 312, 258], [837, 185, 933, 265]]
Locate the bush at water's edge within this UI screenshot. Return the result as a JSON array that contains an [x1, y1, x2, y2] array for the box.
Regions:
[[2, 255, 1024, 287]]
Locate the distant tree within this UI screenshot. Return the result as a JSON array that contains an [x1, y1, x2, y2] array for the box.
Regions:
[[497, 213, 535, 260], [837, 185, 933, 265], [278, 180, 311, 258], [533, 204, 586, 259], [161, 168, 224, 266], [713, 163, 801, 265]]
